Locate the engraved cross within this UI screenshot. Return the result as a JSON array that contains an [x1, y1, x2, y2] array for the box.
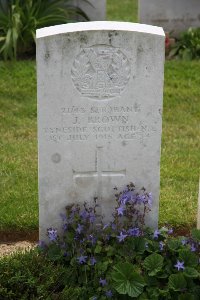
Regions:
[[73, 146, 126, 202]]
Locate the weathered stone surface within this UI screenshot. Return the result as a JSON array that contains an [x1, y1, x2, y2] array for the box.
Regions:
[[139, 0, 200, 37], [36, 21, 165, 241]]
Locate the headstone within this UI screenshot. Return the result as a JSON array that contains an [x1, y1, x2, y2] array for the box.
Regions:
[[72, 0, 106, 21], [139, 0, 200, 37], [36, 21, 165, 241]]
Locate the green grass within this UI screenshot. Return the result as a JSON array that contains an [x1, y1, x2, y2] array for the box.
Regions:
[[107, 0, 138, 22], [0, 61, 38, 230], [0, 0, 200, 232], [160, 61, 200, 227]]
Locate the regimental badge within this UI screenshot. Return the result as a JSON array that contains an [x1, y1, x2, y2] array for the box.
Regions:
[[71, 44, 131, 100]]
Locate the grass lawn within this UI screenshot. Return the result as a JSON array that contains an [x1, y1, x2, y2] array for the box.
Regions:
[[107, 0, 138, 22], [0, 62, 37, 231], [0, 0, 200, 233]]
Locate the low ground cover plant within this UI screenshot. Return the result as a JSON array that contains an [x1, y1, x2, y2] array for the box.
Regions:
[[169, 28, 200, 60], [0, 0, 89, 60], [1, 184, 199, 299]]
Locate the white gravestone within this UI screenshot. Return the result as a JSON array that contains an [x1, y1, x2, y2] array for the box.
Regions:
[[139, 0, 200, 37], [36, 21, 165, 241], [72, 0, 106, 21]]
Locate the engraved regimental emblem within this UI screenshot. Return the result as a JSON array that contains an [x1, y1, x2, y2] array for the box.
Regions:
[[71, 45, 131, 100]]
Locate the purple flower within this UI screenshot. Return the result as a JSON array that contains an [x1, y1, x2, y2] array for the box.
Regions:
[[47, 228, 58, 241], [181, 239, 187, 245], [74, 235, 79, 241], [80, 238, 86, 244], [90, 257, 97, 265], [117, 205, 125, 216], [174, 260, 185, 271], [76, 223, 84, 234], [105, 290, 113, 298], [77, 255, 88, 264], [168, 228, 173, 235], [80, 210, 88, 220], [71, 206, 78, 213], [136, 194, 145, 204], [63, 223, 68, 231], [190, 243, 196, 252], [103, 223, 109, 230], [119, 191, 132, 205], [159, 241, 164, 251], [99, 278, 107, 286], [147, 192, 153, 207], [88, 234, 97, 245], [105, 234, 111, 241], [89, 213, 96, 223], [128, 227, 140, 237], [111, 223, 116, 230], [153, 229, 160, 239], [117, 232, 128, 243]]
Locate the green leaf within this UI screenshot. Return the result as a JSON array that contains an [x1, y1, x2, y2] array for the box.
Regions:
[[169, 45, 180, 58], [146, 287, 160, 299], [191, 285, 200, 299], [169, 273, 187, 291], [111, 262, 146, 298], [178, 293, 195, 300], [143, 253, 164, 276], [96, 261, 109, 273], [132, 237, 146, 254], [184, 267, 200, 278], [182, 48, 193, 60], [105, 245, 115, 256], [47, 244, 62, 261], [138, 292, 149, 300], [191, 229, 200, 241], [168, 239, 182, 251], [144, 275, 158, 286], [179, 249, 198, 268], [94, 244, 102, 254]]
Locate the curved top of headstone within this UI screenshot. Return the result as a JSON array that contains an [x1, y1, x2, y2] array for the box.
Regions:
[[36, 21, 165, 39]]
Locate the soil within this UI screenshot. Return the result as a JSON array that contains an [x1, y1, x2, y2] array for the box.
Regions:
[[0, 230, 38, 257], [0, 226, 192, 257]]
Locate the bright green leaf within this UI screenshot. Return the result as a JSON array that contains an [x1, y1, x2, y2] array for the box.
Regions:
[[111, 262, 146, 298], [168, 239, 182, 251], [94, 244, 102, 254], [143, 253, 164, 276], [168, 273, 187, 291], [184, 267, 200, 278], [179, 249, 198, 268]]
